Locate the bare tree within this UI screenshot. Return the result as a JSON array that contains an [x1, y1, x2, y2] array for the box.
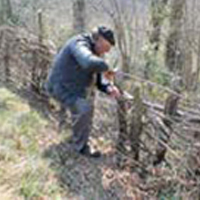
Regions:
[[0, 0, 12, 25], [73, 0, 86, 33], [150, 0, 169, 52], [144, 0, 169, 79], [37, 9, 45, 45], [108, 0, 135, 73], [165, 0, 186, 72], [180, 0, 200, 90], [88, 0, 139, 73]]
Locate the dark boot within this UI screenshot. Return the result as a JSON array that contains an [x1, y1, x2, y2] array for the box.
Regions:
[[79, 145, 101, 158]]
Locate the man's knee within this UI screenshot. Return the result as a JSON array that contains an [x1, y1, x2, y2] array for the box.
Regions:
[[73, 98, 93, 116]]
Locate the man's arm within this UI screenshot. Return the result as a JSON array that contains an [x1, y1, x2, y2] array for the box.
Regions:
[[96, 73, 121, 98], [96, 73, 111, 93], [70, 40, 109, 73]]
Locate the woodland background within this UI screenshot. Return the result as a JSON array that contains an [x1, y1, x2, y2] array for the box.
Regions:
[[0, 0, 200, 199]]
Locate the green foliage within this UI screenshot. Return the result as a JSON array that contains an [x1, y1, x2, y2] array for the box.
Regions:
[[153, 67, 171, 86], [20, 170, 44, 199]]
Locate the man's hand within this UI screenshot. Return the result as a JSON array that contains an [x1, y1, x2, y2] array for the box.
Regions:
[[107, 85, 121, 98], [104, 70, 115, 82]]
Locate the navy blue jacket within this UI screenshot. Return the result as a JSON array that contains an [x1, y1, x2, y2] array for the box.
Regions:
[[46, 33, 110, 105]]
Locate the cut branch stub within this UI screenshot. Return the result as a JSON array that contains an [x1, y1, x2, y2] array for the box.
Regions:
[[116, 85, 146, 169], [116, 95, 128, 168], [129, 86, 146, 162]]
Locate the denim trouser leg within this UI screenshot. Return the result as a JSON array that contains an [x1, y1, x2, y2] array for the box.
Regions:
[[58, 104, 68, 133], [69, 98, 94, 152]]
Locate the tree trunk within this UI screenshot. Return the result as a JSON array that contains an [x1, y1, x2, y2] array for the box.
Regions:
[[193, 35, 200, 90], [113, 20, 130, 73], [181, 23, 200, 91], [165, 0, 186, 72], [144, 0, 169, 79], [116, 96, 128, 168], [37, 9, 44, 45], [129, 86, 146, 162], [0, 0, 12, 25], [73, 0, 86, 33], [150, 0, 169, 52]]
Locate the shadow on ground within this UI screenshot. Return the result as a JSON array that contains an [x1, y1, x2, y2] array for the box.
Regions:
[[2, 84, 133, 200], [42, 140, 131, 200]]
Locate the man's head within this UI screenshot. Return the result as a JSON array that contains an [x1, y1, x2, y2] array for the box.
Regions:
[[92, 26, 115, 56]]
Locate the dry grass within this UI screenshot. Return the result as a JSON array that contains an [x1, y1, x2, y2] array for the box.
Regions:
[[0, 86, 200, 200]]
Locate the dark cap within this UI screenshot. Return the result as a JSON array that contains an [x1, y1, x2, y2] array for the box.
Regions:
[[98, 26, 115, 46]]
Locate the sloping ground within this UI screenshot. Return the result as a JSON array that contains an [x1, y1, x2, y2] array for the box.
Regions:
[[0, 24, 200, 200], [0, 87, 62, 200], [0, 87, 135, 200], [1, 86, 200, 200], [0, 28, 200, 200], [0, 86, 139, 200]]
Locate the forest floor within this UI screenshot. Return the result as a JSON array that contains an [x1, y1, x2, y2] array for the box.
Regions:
[[0, 86, 199, 200], [0, 86, 133, 200]]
